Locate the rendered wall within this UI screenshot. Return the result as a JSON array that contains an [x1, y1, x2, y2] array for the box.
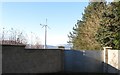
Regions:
[[64, 50, 103, 73], [2, 45, 64, 73], [2, 45, 120, 74], [103, 47, 120, 74], [0, 45, 2, 75], [119, 50, 120, 74], [106, 49, 120, 73]]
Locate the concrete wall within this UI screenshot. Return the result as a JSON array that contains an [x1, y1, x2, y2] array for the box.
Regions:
[[64, 50, 103, 73], [83, 50, 104, 72], [0, 45, 2, 75], [3, 45, 104, 73], [2, 45, 64, 73], [83, 50, 104, 61], [119, 50, 120, 74], [103, 47, 120, 74], [108, 50, 119, 73], [3, 45, 120, 74]]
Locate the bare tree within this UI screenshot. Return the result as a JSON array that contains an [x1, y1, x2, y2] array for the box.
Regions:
[[34, 36, 43, 49], [16, 31, 27, 45], [1, 27, 27, 45], [1, 27, 43, 48]]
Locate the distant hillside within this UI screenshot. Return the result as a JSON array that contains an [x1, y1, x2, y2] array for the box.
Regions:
[[47, 44, 72, 49], [47, 45, 58, 49]]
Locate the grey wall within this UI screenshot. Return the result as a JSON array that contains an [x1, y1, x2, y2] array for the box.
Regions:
[[119, 50, 120, 74], [3, 45, 119, 73], [2, 45, 64, 73], [83, 50, 104, 61], [64, 50, 104, 73], [83, 50, 104, 72], [0, 45, 2, 75]]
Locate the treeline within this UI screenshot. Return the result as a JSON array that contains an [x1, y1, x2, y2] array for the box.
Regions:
[[68, 1, 120, 50], [1, 28, 44, 49]]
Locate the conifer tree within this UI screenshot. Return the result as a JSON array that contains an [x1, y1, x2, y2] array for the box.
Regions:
[[68, 1, 106, 50], [96, 1, 120, 49]]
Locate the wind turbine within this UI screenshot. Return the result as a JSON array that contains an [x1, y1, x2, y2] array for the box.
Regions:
[[40, 18, 50, 49]]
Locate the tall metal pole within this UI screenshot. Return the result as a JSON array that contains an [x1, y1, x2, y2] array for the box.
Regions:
[[45, 19, 47, 49], [40, 18, 49, 49], [31, 32, 32, 48]]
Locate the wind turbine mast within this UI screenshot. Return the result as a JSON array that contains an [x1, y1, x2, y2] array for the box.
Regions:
[[40, 18, 49, 49], [45, 19, 47, 49]]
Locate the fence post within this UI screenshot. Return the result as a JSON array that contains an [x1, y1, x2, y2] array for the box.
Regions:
[[103, 47, 112, 73]]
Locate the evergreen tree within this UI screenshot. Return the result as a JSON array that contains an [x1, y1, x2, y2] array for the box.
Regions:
[[68, 1, 106, 50], [96, 1, 120, 49]]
